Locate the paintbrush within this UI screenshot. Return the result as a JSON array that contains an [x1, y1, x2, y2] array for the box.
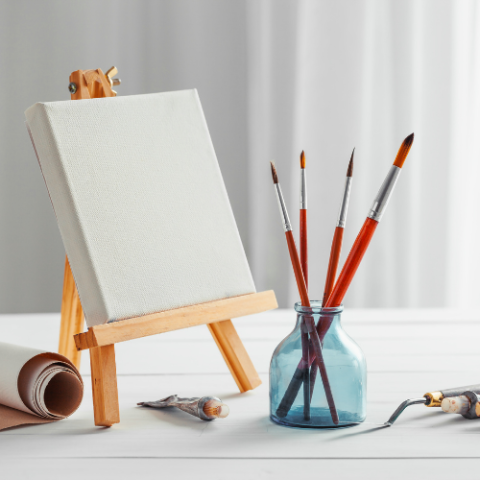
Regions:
[[270, 161, 338, 424], [322, 133, 414, 310], [300, 150, 308, 287], [310, 149, 354, 400], [299, 150, 310, 419], [281, 134, 414, 415], [385, 384, 480, 426], [322, 149, 354, 305]]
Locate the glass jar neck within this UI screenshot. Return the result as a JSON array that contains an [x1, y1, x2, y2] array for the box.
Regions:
[[294, 301, 343, 316], [294, 301, 343, 331]]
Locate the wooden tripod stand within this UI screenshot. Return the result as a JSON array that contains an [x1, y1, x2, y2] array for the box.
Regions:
[[57, 67, 278, 426]]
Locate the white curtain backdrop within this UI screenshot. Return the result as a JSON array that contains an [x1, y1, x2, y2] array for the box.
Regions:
[[247, 0, 480, 308], [0, 0, 478, 312]]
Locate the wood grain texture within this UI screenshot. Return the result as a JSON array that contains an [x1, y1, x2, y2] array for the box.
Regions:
[[208, 320, 262, 392], [74, 291, 278, 351], [299, 209, 308, 289], [58, 257, 84, 368], [89, 344, 120, 427]]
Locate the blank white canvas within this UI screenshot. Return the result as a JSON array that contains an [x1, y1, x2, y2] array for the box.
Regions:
[[25, 90, 255, 327]]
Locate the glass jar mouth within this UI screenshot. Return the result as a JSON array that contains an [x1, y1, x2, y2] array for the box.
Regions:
[[294, 301, 344, 315]]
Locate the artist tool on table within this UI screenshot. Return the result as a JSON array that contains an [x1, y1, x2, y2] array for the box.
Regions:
[[385, 384, 480, 426], [276, 135, 414, 423], [299, 151, 311, 420], [139, 395, 230, 421], [310, 149, 355, 400], [270, 162, 339, 425]]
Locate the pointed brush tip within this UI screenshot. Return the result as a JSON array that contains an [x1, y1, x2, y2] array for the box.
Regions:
[[270, 161, 279, 184], [300, 150, 306, 169], [346, 148, 354, 177], [393, 133, 415, 168]]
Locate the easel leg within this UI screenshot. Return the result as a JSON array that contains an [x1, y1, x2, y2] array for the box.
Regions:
[[58, 257, 84, 368], [90, 344, 120, 427], [208, 320, 262, 392]]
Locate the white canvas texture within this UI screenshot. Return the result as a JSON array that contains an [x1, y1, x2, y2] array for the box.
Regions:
[[25, 90, 255, 327]]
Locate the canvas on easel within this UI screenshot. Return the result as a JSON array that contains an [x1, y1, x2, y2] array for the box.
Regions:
[[26, 68, 277, 427]]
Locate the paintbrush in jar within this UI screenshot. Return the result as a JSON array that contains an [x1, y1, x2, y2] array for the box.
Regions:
[[322, 133, 414, 312], [281, 134, 414, 415], [270, 161, 338, 424], [299, 150, 310, 420], [310, 149, 354, 400], [299, 150, 308, 287], [322, 149, 354, 305]]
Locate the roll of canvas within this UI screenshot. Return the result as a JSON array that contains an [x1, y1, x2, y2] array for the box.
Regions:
[[0, 342, 83, 431]]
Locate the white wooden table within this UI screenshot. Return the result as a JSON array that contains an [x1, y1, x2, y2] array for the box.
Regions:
[[1, 308, 480, 478]]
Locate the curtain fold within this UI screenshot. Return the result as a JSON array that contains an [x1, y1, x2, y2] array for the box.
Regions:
[[0, 0, 478, 312], [247, 0, 471, 308]]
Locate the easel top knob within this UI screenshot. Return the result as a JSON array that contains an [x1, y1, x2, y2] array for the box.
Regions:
[[105, 66, 121, 87], [68, 67, 120, 100]]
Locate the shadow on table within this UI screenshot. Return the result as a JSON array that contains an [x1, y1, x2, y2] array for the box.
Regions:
[[135, 405, 210, 431]]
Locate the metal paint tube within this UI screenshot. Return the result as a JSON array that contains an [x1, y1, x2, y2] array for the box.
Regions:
[[138, 394, 230, 421]]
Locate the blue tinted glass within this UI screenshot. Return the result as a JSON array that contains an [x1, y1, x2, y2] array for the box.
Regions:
[[270, 302, 367, 428]]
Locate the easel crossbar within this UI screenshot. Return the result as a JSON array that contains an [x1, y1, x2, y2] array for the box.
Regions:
[[74, 290, 277, 351]]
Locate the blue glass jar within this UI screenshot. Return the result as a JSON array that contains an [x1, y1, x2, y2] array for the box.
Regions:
[[270, 302, 367, 428]]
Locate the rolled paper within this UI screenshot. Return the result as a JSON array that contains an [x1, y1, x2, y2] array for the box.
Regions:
[[0, 342, 84, 431], [138, 394, 229, 421]]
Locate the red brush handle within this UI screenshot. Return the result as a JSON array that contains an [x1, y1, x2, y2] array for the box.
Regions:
[[324, 217, 378, 308], [285, 230, 309, 306], [300, 209, 308, 289], [284, 230, 338, 424], [322, 226, 344, 306]]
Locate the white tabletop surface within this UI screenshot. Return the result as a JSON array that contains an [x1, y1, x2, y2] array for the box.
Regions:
[[1, 308, 480, 478]]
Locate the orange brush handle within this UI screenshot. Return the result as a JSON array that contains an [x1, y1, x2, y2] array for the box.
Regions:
[[285, 230, 309, 306], [284, 230, 338, 424], [322, 226, 344, 306], [324, 217, 378, 308], [300, 209, 308, 289]]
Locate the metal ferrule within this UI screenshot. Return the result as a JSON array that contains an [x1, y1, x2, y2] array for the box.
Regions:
[[300, 169, 307, 209], [424, 391, 444, 407], [367, 165, 401, 222], [275, 184, 292, 232], [336, 176, 352, 228]]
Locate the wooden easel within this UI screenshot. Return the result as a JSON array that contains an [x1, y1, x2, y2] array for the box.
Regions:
[[57, 67, 278, 427]]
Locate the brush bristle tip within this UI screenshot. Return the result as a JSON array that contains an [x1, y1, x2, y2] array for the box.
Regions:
[[270, 161, 279, 184], [393, 133, 415, 168], [346, 148, 354, 177], [300, 151, 306, 169]]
